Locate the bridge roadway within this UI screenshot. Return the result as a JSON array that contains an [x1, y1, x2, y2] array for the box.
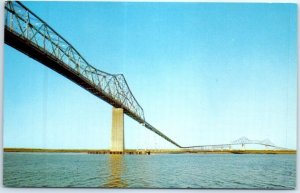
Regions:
[[4, 1, 181, 148]]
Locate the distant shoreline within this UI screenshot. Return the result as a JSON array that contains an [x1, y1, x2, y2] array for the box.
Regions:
[[3, 148, 296, 155]]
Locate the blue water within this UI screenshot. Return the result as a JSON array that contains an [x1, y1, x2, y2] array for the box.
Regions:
[[3, 153, 296, 189]]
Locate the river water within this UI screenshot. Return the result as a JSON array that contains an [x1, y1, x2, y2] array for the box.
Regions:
[[3, 153, 296, 189]]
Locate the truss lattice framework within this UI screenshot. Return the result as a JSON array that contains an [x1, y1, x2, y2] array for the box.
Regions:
[[231, 136, 275, 146], [182, 137, 287, 150], [4, 1, 145, 122], [4, 1, 182, 148]]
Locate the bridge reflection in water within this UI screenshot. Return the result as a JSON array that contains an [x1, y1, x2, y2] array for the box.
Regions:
[[104, 155, 127, 188]]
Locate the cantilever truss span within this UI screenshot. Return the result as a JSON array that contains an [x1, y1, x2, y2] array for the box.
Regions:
[[182, 137, 288, 150], [4, 1, 181, 148]]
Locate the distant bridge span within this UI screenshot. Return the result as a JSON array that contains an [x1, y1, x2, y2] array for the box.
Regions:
[[182, 137, 288, 150], [4, 1, 181, 148]]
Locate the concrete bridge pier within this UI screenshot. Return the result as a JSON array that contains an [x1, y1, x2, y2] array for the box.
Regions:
[[111, 107, 125, 153]]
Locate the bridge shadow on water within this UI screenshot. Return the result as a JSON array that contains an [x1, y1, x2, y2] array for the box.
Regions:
[[103, 155, 128, 188]]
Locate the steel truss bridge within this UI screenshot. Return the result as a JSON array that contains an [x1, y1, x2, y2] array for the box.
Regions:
[[4, 1, 181, 148], [4, 1, 289, 151], [183, 137, 288, 150]]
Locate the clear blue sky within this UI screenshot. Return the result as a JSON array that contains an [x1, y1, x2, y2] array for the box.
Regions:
[[4, 2, 297, 149]]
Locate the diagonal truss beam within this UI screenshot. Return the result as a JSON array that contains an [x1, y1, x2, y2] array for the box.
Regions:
[[4, 1, 181, 148]]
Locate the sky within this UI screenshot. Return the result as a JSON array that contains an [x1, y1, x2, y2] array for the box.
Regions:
[[3, 2, 298, 149]]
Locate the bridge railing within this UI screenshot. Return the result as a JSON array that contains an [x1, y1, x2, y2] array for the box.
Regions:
[[5, 1, 145, 122]]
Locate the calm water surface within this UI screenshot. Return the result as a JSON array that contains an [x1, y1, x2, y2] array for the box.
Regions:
[[3, 153, 296, 189]]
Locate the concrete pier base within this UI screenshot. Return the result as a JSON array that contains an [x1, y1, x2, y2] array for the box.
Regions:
[[111, 108, 124, 153]]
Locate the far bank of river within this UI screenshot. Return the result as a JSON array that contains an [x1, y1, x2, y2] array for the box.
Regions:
[[3, 148, 296, 155]]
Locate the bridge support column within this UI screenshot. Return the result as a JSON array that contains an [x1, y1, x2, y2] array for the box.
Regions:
[[111, 108, 124, 153]]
